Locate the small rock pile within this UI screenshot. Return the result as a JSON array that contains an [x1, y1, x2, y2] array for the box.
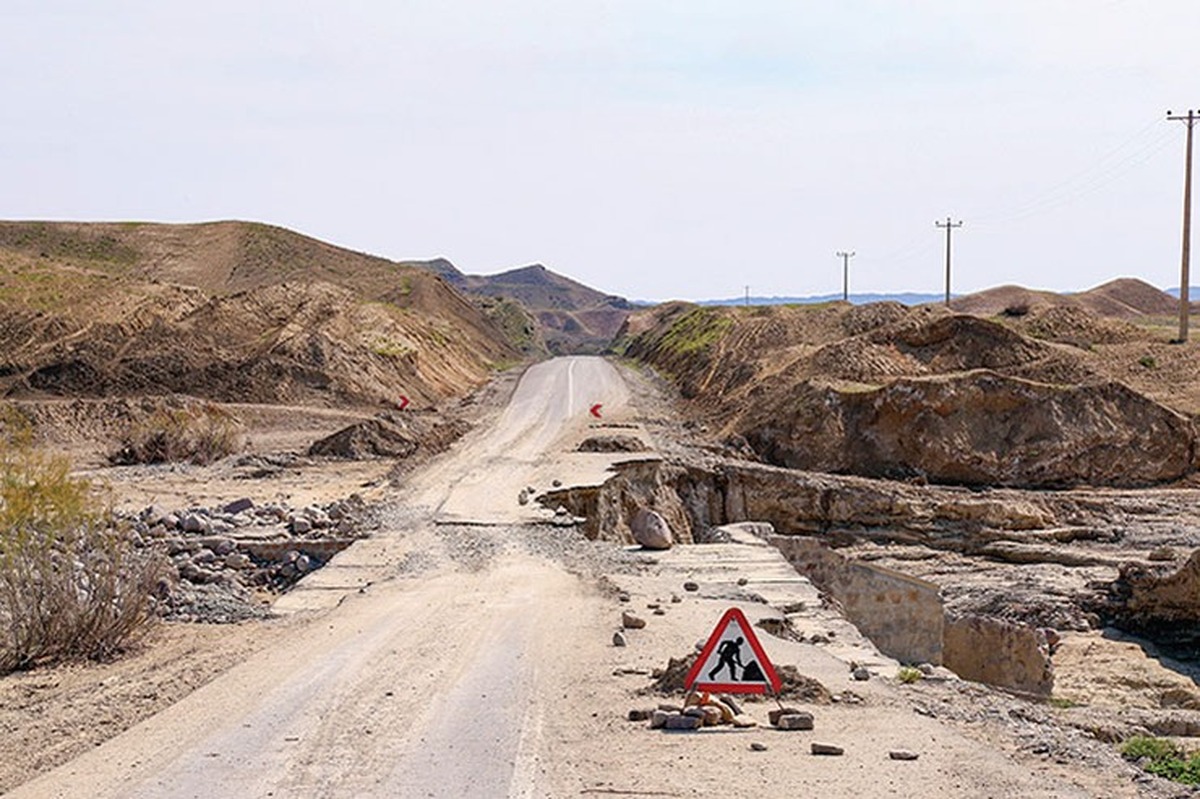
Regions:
[[120, 495, 378, 622]]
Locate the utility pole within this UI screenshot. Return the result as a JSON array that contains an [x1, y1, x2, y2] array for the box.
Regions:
[[836, 251, 855, 302], [935, 217, 963, 306], [744, 285, 750, 307], [1168, 109, 1197, 343]]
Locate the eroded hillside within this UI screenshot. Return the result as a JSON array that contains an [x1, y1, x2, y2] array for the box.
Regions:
[[615, 298, 1200, 488], [0, 221, 519, 406]]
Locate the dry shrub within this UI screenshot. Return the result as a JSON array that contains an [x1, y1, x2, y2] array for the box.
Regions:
[[0, 409, 166, 673], [111, 402, 244, 466]]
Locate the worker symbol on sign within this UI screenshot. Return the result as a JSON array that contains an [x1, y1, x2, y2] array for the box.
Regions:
[[685, 607, 781, 695]]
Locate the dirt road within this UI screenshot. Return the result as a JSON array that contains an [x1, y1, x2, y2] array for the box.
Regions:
[[7, 357, 1145, 798], [7, 356, 635, 798]]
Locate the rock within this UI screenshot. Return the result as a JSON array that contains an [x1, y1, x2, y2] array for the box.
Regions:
[[142, 504, 171, 525], [652, 608, 665, 616], [809, 634, 830, 644], [518, 489, 530, 506], [775, 713, 815, 731], [732, 714, 758, 728], [552, 479, 563, 488], [628, 708, 654, 721], [197, 536, 236, 557], [750, 742, 768, 752], [295, 554, 313, 573], [664, 714, 703, 731], [181, 513, 209, 534], [649, 710, 670, 729], [736, 577, 748, 586], [1149, 546, 1178, 562], [618, 592, 631, 603], [917, 662, 936, 676], [889, 749, 919, 761], [683, 581, 699, 592], [225, 552, 252, 569], [621, 611, 646, 630], [699, 706, 723, 726], [682, 707, 705, 718], [670, 594, 682, 603], [577, 435, 649, 453], [811, 742, 844, 756], [630, 508, 673, 550], [852, 667, 871, 681], [290, 517, 313, 535], [657, 703, 682, 712], [192, 548, 216, 565], [612, 631, 628, 647], [222, 498, 254, 515], [709, 700, 735, 724]]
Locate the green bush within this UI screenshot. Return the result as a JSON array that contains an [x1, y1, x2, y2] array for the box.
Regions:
[[1121, 735, 1200, 785], [111, 403, 243, 466], [1139, 355, 1157, 369], [1, 411, 167, 672], [896, 666, 923, 684]]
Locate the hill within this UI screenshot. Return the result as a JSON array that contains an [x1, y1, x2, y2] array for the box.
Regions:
[[410, 261, 633, 355], [614, 299, 1200, 488], [0, 221, 519, 406]]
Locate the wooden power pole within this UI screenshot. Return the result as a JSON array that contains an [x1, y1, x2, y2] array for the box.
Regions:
[[1168, 109, 1197, 343], [836, 251, 855, 302], [936, 217, 963, 306]]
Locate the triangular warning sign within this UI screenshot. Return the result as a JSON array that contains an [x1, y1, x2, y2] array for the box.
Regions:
[[684, 607, 782, 695]]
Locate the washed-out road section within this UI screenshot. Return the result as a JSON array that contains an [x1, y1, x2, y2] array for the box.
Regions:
[[9, 356, 1120, 798]]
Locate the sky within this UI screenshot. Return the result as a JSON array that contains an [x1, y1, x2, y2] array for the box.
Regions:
[[3, 1, 1200, 302]]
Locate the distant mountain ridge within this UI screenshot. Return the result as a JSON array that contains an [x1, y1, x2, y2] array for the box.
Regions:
[[692, 278, 1190, 317], [693, 291, 944, 307], [406, 260, 633, 355]]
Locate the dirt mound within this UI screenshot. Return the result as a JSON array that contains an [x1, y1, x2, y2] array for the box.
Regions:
[[950, 284, 1071, 317], [647, 652, 831, 702], [0, 222, 519, 406], [743, 372, 1196, 488], [308, 418, 419, 459], [809, 314, 1051, 383], [308, 413, 469, 459], [1076, 277, 1179, 318], [1013, 305, 1144, 347]]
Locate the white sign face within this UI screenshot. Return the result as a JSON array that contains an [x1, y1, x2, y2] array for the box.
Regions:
[[685, 607, 780, 695]]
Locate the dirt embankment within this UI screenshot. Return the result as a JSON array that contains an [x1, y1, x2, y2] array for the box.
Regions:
[[615, 299, 1200, 489]]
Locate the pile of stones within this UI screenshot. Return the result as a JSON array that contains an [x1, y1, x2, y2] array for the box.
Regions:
[[119, 495, 379, 622]]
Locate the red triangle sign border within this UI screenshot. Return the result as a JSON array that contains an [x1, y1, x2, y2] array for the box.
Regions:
[[684, 607, 783, 695]]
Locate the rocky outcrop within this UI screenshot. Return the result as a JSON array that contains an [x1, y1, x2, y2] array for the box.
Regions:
[[943, 614, 1054, 696], [743, 371, 1196, 488], [1098, 551, 1200, 648]]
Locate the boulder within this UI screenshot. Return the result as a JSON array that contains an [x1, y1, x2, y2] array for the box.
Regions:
[[630, 508, 674, 550]]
